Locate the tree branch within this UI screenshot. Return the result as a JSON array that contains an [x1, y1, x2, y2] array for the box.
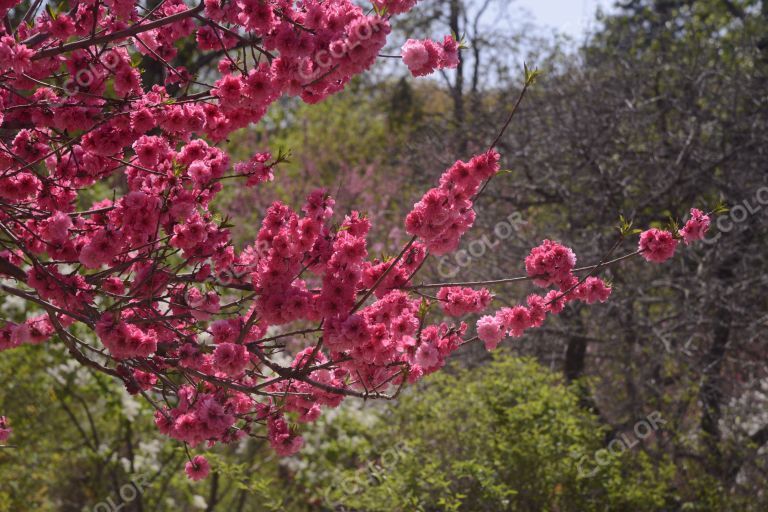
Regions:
[[32, 3, 204, 60], [0, 255, 26, 281]]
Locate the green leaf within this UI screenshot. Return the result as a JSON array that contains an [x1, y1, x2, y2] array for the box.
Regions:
[[617, 214, 635, 236], [524, 62, 542, 85]]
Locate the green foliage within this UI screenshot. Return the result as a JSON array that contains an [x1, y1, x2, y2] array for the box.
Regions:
[[523, 62, 542, 86], [0, 341, 287, 512], [290, 355, 676, 511]]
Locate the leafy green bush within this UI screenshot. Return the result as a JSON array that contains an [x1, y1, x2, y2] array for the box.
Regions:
[[294, 354, 676, 511]]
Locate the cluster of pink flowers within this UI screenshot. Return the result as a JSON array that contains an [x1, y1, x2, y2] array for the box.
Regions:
[[27, 266, 94, 315], [401, 36, 460, 77], [234, 152, 276, 187], [405, 150, 500, 254], [322, 284, 466, 385], [525, 239, 578, 288], [639, 228, 679, 263], [0, 416, 11, 444], [361, 243, 427, 298], [269, 348, 346, 424], [95, 314, 159, 360], [0, 315, 54, 352], [0, 35, 33, 74], [372, 0, 420, 15], [638, 208, 711, 262], [437, 287, 493, 317], [268, 413, 305, 456], [477, 209, 711, 350], [476, 267, 610, 350], [680, 208, 712, 245], [185, 455, 210, 481], [154, 386, 247, 447], [0, 0, 452, 172]]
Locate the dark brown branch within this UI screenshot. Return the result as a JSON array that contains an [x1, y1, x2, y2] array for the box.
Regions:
[[33, 3, 204, 60], [0, 255, 26, 281]]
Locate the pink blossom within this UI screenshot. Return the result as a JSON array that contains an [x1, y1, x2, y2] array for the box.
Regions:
[[235, 152, 274, 186], [414, 342, 440, 369], [477, 315, 504, 350], [49, 14, 76, 40], [401, 39, 430, 72], [185, 455, 210, 481], [25, 316, 54, 344], [440, 35, 460, 68], [210, 319, 239, 344], [95, 315, 157, 359], [525, 240, 577, 288], [578, 277, 612, 304], [405, 151, 499, 253], [437, 287, 492, 317], [78, 229, 123, 269], [372, 0, 419, 15], [268, 416, 304, 456], [400, 37, 455, 77], [10, 323, 30, 345], [41, 211, 73, 244], [544, 290, 567, 315], [639, 228, 678, 263], [498, 306, 532, 338], [103, 277, 126, 295], [213, 343, 250, 376], [0, 416, 11, 444], [526, 294, 548, 327], [679, 208, 711, 244]]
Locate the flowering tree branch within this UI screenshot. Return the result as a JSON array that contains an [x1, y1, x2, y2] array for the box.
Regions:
[[0, 0, 715, 480]]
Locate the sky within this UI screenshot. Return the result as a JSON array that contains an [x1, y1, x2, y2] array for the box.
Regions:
[[515, 0, 616, 38]]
